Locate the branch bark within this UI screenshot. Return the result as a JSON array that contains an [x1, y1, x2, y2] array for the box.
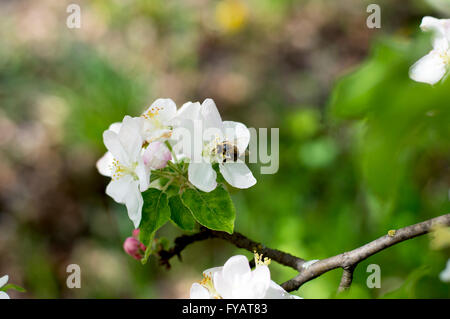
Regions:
[[157, 213, 450, 293], [338, 266, 355, 292], [157, 227, 306, 271], [281, 213, 450, 292]]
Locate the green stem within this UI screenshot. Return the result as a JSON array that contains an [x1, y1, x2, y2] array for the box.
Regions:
[[162, 177, 173, 192], [165, 141, 178, 163], [167, 161, 184, 176]]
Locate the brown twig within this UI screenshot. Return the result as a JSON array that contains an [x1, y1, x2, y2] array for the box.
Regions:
[[281, 213, 450, 292], [338, 266, 355, 292], [157, 227, 306, 271], [157, 213, 450, 293]]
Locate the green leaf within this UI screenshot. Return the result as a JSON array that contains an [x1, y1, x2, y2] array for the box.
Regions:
[[169, 195, 196, 231], [181, 186, 235, 234], [1, 283, 26, 293], [139, 188, 170, 256]]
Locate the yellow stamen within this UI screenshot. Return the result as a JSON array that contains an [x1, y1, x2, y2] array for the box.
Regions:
[[199, 273, 222, 299], [254, 251, 271, 266], [110, 159, 126, 180], [142, 106, 162, 119]]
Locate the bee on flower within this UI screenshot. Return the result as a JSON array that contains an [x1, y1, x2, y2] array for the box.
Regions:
[[96, 97, 257, 229]]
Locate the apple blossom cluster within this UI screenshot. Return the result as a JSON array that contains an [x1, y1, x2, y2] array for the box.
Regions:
[[190, 254, 301, 299], [410, 16, 450, 85], [96, 98, 256, 229]]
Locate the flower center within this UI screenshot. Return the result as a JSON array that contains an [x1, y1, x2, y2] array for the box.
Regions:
[[111, 159, 138, 181], [199, 273, 222, 299], [254, 251, 271, 266], [142, 106, 161, 119]]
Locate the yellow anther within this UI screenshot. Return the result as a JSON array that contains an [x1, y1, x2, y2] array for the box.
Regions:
[[110, 159, 126, 180], [198, 273, 221, 298], [142, 106, 161, 119], [254, 251, 271, 266]]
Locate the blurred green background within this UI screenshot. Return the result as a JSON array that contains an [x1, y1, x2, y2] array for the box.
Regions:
[[0, 0, 449, 298]]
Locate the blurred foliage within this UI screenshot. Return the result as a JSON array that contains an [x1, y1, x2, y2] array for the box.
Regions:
[[0, 0, 448, 299]]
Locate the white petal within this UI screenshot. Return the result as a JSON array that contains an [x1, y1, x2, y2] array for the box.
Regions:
[[175, 101, 201, 123], [0, 291, 10, 299], [420, 17, 450, 51], [222, 121, 250, 155], [96, 152, 114, 177], [119, 116, 143, 163], [222, 255, 251, 282], [409, 51, 447, 85], [135, 159, 150, 192], [264, 281, 302, 299], [106, 174, 135, 203], [203, 266, 223, 277], [0, 275, 9, 288], [144, 98, 177, 123], [201, 99, 224, 132], [188, 162, 217, 192], [213, 271, 233, 299], [421, 16, 445, 33], [103, 130, 129, 166], [190, 283, 212, 299], [250, 266, 271, 298], [108, 122, 122, 134], [123, 181, 144, 228], [171, 117, 203, 160], [219, 162, 256, 189]]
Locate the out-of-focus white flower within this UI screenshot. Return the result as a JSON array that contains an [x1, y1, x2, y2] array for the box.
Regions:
[[409, 16, 450, 85], [176, 99, 256, 192], [96, 116, 149, 228], [141, 98, 177, 143], [190, 254, 301, 299], [142, 141, 172, 170], [0, 275, 10, 299], [439, 259, 450, 283]]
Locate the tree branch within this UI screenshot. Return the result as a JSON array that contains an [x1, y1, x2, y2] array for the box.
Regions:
[[281, 213, 450, 292], [157, 213, 449, 293], [157, 227, 306, 271], [338, 265, 355, 292]]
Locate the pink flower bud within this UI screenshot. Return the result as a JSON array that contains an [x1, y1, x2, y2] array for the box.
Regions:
[[143, 142, 172, 170], [132, 228, 140, 239], [123, 237, 146, 260]]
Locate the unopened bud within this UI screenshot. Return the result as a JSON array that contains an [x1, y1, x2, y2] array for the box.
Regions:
[[143, 142, 172, 169], [123, 237, 146, 260]]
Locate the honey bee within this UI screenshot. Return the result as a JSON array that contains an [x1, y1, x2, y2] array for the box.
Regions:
[[214, 141, 239, 163]]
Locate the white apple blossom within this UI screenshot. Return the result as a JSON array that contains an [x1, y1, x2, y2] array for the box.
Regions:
[[140, 98, 177, 143], [409, 16, 450, 85], [439, 259, 450, 283], [0, 275, 10, 299], [190, 254, 301, 299], [175, 99, 256, 192], [96, 116, 150, 228]]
